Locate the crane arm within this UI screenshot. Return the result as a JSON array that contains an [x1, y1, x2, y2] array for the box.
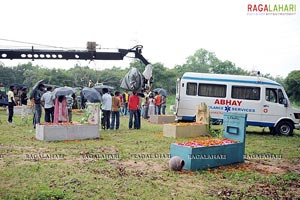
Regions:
[[0, 44, 153, 92], [0, 45, 150, 65]]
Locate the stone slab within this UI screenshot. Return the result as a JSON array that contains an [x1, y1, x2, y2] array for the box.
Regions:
[[163, 123, 208, 138], [36, 124, 99, 141], [149, 115, 175, 124], [7, 106, 33, 115]]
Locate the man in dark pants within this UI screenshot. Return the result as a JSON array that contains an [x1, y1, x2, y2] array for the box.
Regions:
[[7, 85, 16, 123], [32, 84, 45, 128], [101, 88, 112, 130], [41, 87, 54, 123], [128, 91, 140, 129]]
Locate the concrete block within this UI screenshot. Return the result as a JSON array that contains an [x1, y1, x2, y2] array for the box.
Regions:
[[169, 112, 247, 170], [149, 115, 175, 124], [7, 106, 33, 115], [196, 103, 210, 124], [36, 124, 99, 141], [163, 123, 208, 138], [170, 142, 245, 171]]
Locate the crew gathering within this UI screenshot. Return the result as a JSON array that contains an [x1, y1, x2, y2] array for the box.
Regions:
[[5, 84, 167, 130]]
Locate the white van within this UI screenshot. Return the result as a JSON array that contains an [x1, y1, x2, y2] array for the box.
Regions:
[[175, 72, 300, 136]]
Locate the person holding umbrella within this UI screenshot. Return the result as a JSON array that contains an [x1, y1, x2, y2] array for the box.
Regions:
[[32, 84, 45, 128], [52, 87, 76, 123], [54, 95, 68, 123]]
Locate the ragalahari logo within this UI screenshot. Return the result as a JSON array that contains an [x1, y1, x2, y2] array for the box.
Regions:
[[247, 1, 297, 16]]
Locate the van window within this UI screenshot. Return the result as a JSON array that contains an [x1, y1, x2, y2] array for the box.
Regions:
[[278, 89, 284, 104], [198, 84, 226, 97], [266, 88, 277, 103], [186, 82, 197, 96], [232, 86, 260, 100]]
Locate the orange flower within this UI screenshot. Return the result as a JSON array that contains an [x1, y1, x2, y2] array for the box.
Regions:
[[176, 138, 238, 147]]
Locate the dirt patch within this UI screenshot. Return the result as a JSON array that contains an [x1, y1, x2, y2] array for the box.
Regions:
[[246, 159, 300, 174], [208, 159, 300, 199], [211, 159, 299, 175]]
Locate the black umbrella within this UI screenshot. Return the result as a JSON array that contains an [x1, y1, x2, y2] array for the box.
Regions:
[[52, 87, 76, 97], [93, 85, 114, 95], [30, 80, 45, 99], [153, 88, 168, 96], [32, 80, 45, 91], [82, 87, 102, 103]]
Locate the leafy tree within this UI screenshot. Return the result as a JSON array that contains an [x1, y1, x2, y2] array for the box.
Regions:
[[184, 48, 220, 73], [211, 60, 249, 75], [285, 70, 300, 103]]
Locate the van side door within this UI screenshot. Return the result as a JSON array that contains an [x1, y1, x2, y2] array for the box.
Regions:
[[261, 88, 288, 125]]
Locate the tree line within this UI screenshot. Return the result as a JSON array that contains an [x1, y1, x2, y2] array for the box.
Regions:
[[0, 48, 299, 105]]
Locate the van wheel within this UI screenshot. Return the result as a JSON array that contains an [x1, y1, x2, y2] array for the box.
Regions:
[[275, 121, 294, 136]]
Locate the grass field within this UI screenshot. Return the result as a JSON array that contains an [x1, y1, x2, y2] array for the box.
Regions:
[[0, 107, 299, 200]]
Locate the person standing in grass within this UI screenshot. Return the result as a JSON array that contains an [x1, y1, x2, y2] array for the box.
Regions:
[[128, 91, 140, 129], [41, 87, 55, 123], [122, 90, 129, 115], [32, 84, 45, 128], [154, 91, 161, 115], [143, 96, 150, 119], [148, 93, 155, 116], [118, 92, 124, 116], [110, 91, 121, 130], [66, 93, 75, 122], [20, 88, 28, 121], [161, 95, 167, 115], [7, 85, 16, 123], [54, 95, 68, 123], [102, 88, 112, 130]]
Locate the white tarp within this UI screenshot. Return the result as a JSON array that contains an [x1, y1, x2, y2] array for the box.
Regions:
[[142, 64, 153, 80]]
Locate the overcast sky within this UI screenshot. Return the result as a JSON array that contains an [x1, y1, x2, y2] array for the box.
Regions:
[[0, 0, 299, 78]]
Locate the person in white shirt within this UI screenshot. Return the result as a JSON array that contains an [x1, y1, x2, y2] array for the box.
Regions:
[[41, 87, 55, 123], [101, 88, 112, 130], [7, 85, 16, 123]]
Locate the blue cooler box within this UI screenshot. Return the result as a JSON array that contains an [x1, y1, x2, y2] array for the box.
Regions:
[[170, 113, 247, 171]]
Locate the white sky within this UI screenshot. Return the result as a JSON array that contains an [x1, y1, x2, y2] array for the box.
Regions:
[[0, 0, 299, 78]]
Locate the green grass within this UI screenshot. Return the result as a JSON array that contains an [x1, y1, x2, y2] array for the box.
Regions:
[[0, 107, 299, 199]]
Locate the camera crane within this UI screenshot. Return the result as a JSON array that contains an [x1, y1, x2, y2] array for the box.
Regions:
[[0, 42, 152, 92]]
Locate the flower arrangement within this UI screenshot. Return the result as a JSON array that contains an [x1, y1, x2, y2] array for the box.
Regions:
[[39, 122, 78, 126], [176, 138, 238, 148], [170, 122, 204, 126]]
